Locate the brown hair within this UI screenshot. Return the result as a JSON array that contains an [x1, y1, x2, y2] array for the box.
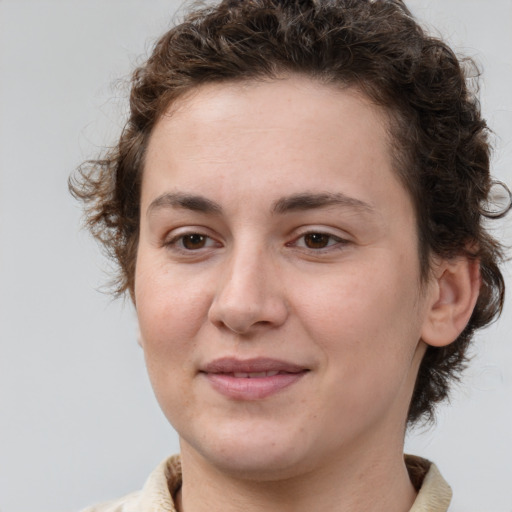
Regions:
[[70, 0, 507, 423]]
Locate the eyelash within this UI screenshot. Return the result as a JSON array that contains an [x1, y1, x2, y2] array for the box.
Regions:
[[164, 230, 349, 254], [288, 231, 349, 252], [165, 232, 220, 252]]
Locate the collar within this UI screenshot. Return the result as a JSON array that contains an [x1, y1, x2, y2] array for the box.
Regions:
[[133, 454, 452, 512]]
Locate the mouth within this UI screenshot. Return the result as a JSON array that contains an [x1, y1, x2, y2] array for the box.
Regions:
[[229, 370, 283, 378], [200, 358, 309, 400], [202, 357, 307, 374]]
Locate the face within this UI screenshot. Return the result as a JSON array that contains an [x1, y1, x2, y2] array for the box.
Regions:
[[136, 77, 434, 480]]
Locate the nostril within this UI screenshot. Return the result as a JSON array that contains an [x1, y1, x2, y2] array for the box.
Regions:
[[208, 301, 284, 335], [207, 266, 289, 333]]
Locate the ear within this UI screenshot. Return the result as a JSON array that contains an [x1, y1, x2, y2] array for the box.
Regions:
[[421, 256, 481, 347]]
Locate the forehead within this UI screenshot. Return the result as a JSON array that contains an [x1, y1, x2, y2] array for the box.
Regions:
[[142, 76, 411, 222], [152, 77, 391, 152]]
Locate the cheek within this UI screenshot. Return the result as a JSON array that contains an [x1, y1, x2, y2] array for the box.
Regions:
[[296, 271, 423, 430], [292, 258, 423, 377], [297, 265, 419, 336], [135, 268, 209, 423], [135, 261, 212, 369]]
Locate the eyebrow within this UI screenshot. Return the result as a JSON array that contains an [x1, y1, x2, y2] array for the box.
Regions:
[[271, 192, 374, 215], [146, 191, 374, 217], [147, 192, 222, 216]]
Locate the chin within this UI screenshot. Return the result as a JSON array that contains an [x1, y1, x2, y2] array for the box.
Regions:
[[205, 450, 310, 482], [180, 422, 316, 482]]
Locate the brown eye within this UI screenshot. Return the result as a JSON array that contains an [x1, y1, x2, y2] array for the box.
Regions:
[[303, 233, 332, 249], [182, 234, 207, 250]]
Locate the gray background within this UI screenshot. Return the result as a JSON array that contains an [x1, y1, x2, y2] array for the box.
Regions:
[[0, 1, 511, 511]]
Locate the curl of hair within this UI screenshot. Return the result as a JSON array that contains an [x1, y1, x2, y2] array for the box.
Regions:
[[70, 0, 507, 423]]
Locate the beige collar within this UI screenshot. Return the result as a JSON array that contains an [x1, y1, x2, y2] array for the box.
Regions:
[[406, 455, 452, 511], [103, 454, 451, 512]]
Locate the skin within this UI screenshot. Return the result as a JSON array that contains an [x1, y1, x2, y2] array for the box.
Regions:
[[135, 76, 472, 512]]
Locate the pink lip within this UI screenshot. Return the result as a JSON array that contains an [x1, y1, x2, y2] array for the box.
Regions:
[[201, 357, 309, 400]]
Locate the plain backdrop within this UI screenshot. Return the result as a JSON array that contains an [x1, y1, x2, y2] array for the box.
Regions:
[[0, 1, 511, 511]]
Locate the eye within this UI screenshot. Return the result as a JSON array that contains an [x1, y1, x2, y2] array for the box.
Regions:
[[166, 232, 220, 251], [181, 233, 209, 250], [303, 233, 335, 249], [291, 231, 348, 251]]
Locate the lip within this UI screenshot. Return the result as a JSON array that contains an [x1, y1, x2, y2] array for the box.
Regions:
[[201, 357, 309, 400]]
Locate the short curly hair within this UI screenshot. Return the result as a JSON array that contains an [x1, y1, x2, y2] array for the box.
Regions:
[[70, 0, 507, 423]]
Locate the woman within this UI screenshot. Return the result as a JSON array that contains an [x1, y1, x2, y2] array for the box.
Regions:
[[71, 0, 508, 510]]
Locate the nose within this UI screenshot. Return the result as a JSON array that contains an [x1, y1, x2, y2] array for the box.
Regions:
[[208, 246, 289, 335]]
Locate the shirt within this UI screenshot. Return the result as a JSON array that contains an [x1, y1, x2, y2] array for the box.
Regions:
[[82, 454, 452, 512]]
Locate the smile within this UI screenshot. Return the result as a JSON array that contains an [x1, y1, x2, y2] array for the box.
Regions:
[[201, 358, 309, 400], [232, 371, 280, 378]]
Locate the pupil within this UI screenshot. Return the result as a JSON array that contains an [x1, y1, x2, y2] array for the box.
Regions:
[[305, 233, 329, 248], [183, 234, 205, 249]]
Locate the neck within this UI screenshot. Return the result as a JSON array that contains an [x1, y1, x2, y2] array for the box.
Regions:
[[177, 436, 416, 512]]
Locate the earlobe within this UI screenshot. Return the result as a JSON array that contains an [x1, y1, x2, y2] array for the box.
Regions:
[[421, 256, 481, 347], [137, 326, 144, 348]]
